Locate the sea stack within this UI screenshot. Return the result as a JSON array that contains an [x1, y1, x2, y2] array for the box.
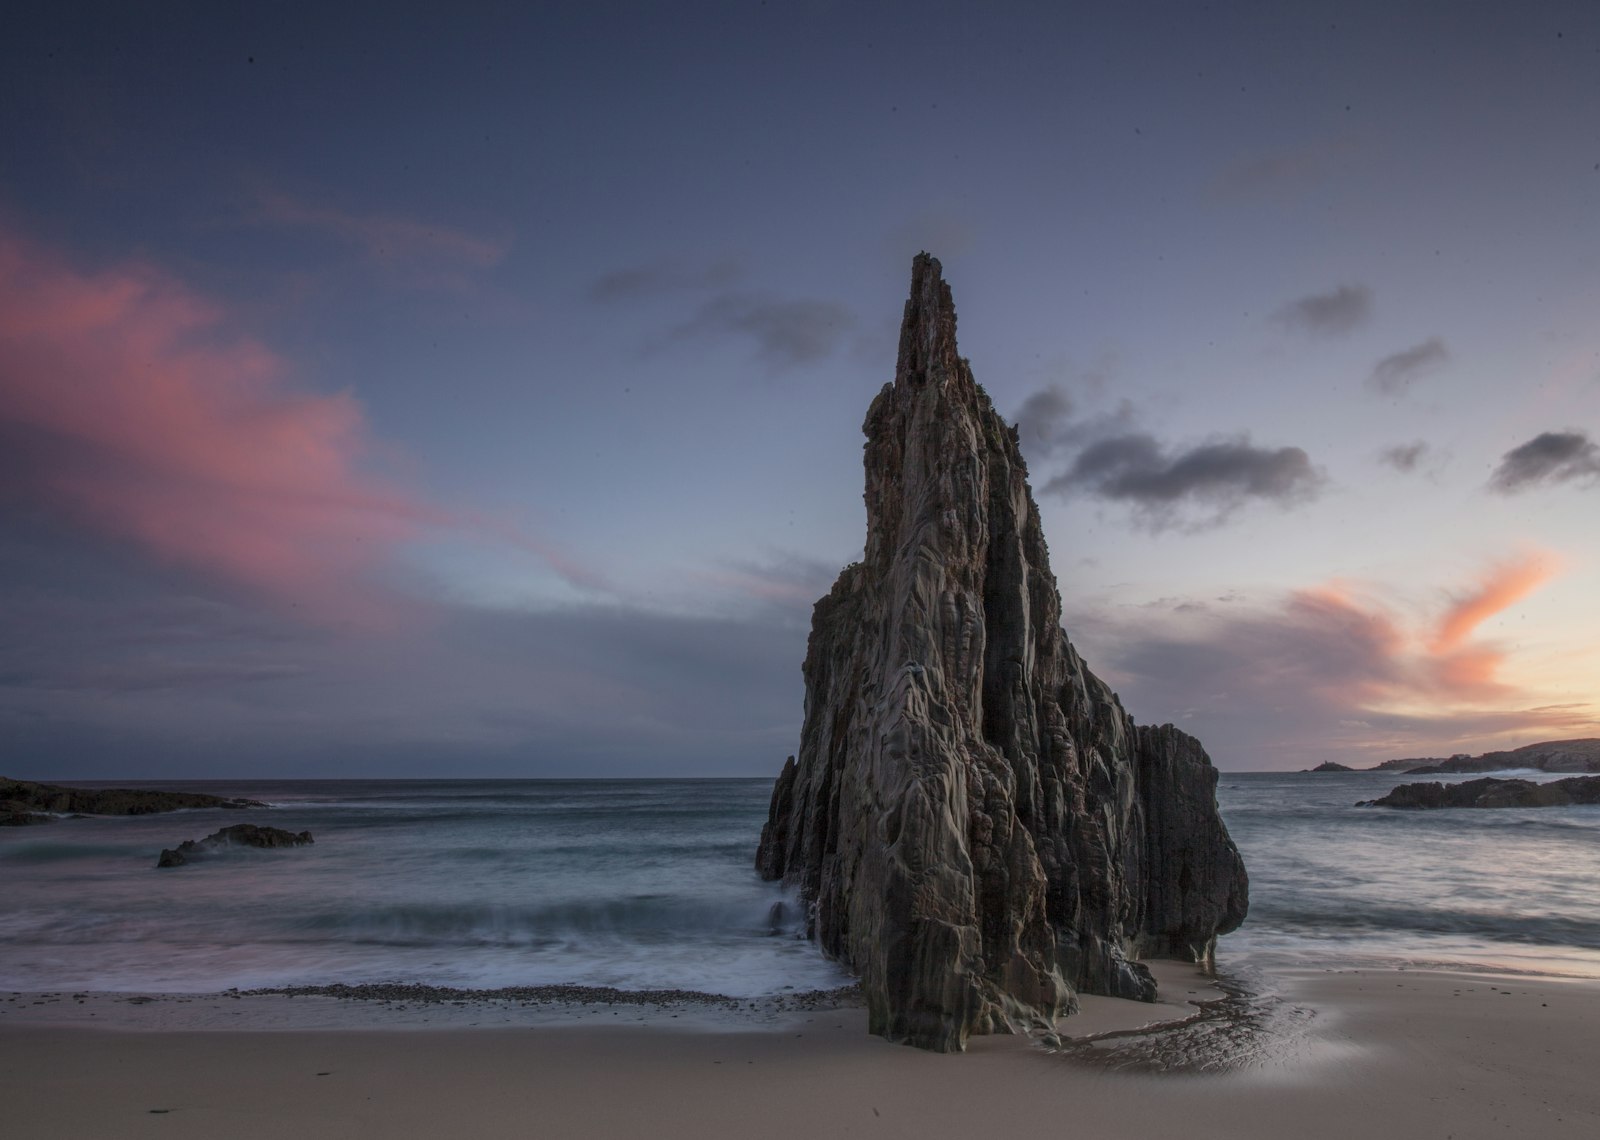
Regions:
[[755, 254, 1247, 1052]]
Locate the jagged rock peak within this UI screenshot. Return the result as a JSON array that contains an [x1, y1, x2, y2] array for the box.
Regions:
[[896, 251, 961, 389], [756, 253, 1247, 1052]]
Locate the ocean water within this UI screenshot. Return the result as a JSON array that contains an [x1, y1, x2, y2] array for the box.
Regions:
[[0, 779, 841, 995], [1223, 769, 1600, 978], [2, 771, 1597, 994]]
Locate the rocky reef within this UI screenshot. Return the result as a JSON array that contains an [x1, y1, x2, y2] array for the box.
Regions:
[[157, 823, 314, 867], [1360, 776, 1600, 810], [2, 776, 265, 824], [755, 254, 1247, 1052]]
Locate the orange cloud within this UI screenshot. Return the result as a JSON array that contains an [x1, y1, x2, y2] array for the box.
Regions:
[[1075, 556, 1591, 767], [0, 225, 575, 626], [1269, 556, 1561, 714], [1429, 554, 1560, 655], [1427, 645, 1510, 700]]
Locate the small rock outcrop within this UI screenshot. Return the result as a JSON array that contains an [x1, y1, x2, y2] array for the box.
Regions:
[[157, 824, 313, 867], [755, 254, 1247, 1052], [1360, 775, 1600, 809], [2, 776, 265, 819], [1306, 761, 1355, 772]]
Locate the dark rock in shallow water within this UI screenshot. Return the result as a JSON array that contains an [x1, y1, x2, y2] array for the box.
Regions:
[[1360, 775, 1600, 809], [754, 254, 1247, 1053], [157, 824, 314, 867], [1, 776, 265, 819], [1305, 761, 1355, 772]]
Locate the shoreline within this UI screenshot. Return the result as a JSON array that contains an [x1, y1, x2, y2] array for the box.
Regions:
[[0, 960, 1225, 1037], [3, 962, 1597, 1139]]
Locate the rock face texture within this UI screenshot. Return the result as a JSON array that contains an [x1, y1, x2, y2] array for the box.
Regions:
[[755, 254, 1247, 1052], [1360, 776, 1600, 810], [157, 824, 314, 868]]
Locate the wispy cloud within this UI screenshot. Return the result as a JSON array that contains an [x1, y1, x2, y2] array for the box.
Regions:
[[1378, 440, 1430, 473], [1369, 337, 1449, 395], [1488, 430, 1600, 493], [1273, 284, 1372, 336], [666, 292, 857, 370], [247, 188, 510, 284], [1210, 137, 1356, 201], [0, 225, 593, 627], [696, 552, 844, 621], [592, 255, 856, 371], [586, 256, 744, 302], [1429, 557, 1559, 657]]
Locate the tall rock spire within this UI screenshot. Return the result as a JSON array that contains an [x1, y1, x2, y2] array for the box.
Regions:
[[757, 253, 1247, 1052]]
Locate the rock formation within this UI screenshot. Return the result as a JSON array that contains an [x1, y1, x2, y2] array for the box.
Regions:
[[1360, 775, 1600, 810], [1402, 739, 1600, 775], [1364, 739, 1600, 774], [2, 776, 266, 820], [755, 254, 1247, 1052], [1306, 761, 1355, 772], [157, 823, 313, 867]]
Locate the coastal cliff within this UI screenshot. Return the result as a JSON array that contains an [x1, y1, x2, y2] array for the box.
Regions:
[[1392, 739, 1600, 774], [755, 254, 1247, 1052]]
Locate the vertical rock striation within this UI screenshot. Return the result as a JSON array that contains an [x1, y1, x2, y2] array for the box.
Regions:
[[756, 254, 1247, 1052]]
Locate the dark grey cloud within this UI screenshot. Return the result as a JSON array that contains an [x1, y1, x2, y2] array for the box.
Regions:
[[1273, 284, 1372, 336], [586, 256, 744, 302], [1044, 433, 1323, 530], [668, 293, 857, 370], [1013, 386, 1074, 455], [1369, 337, 1449, 394], [1488, 430, 1600, 494], [1010, 379, 1136, 464], [1379, 440, 1430, 473], [590, 256, 856, 369]]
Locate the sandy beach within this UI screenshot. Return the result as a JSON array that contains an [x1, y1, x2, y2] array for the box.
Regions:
[[5, 964, 1597, 1140]]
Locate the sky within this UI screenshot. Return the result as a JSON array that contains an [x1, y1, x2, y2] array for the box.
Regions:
[[2, 1, 1598, 777]]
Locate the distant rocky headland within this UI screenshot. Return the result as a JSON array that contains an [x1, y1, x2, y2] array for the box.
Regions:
[[1, 776, 264, 826], [1361, 775, 1600, 809], [1304, 738, 1600, 775], [756, 254, 1247, 1053]]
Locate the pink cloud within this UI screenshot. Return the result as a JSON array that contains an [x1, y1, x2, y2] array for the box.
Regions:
[[0, 225, 581, 627]]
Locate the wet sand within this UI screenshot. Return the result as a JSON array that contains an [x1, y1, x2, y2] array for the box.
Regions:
[[3, 965, 1597, 1139]]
